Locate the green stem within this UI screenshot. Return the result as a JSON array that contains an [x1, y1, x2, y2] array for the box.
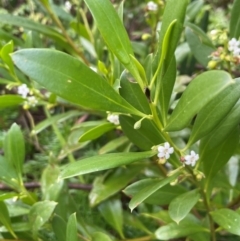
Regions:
[[122, 236, 153, 241]]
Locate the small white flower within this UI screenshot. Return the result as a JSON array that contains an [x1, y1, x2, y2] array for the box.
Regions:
[[65, 1, 72, 11], [228, 38, 240, 56], [157, 142, 174, 160], [27, 96, 38, 107], [184, 150, 199, 167], [147, 1, 158, 11], [17, 84, 29, 98], [107, 114, 119, 125]]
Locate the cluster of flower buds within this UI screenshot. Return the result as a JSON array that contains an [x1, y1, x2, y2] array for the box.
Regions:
[[17, 84, 38, 109]]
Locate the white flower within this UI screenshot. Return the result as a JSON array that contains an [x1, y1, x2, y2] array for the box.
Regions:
[[65, 1, 72, 11], [157, 142, 174, 160], [27, 96, 38, 107], [107, 114, 119, 125], [184, 150, 199, 167], [147, 1, 158, 11], [228, 38, 240, 56], [17, 84, 29, 98]]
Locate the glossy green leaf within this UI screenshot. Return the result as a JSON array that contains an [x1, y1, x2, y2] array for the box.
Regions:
[[0, 41, 14, 73], [201, 128, 239, 190], [169, 189, 200, 224], [154, 0, 188, 69], [187, 80, 240, 146], [211, 209, 240, 236], [155, 222, 207, 240], [92, 232, 112, 241], [124, 181, 186, 206], [4, 123, 25, 178], [89, 165, 144, 206], [165, 71, 233, 131], [185, 24, 215, 67], [0, 201, 17, 238], [0, 222, 30, 233], [41, 164, 63, 201], [200, 99, 240, 150], [32, 111, 82, 135], [79, 122, 115, 142], [29, 200, 57, 235], [83, 0, 143, 88], [60, 151, 156, 179], [99, 199, 124, 238], [230, 0, 240, 38], [186, 0, 204, 21], [66, 213, 78, 241], [129, 173, 179, 212], [0, 95, 24, 108], [0, 155, 20, 190], [52, 215, 67, 241], [12, 49, 145, 117], [98, 136, 129, 154], [159, 56, 176, 125], [0, 14, 66, 46]]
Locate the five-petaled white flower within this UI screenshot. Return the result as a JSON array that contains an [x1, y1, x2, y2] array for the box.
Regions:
[[107, 114, 119, 125], [17, 84, 29, 98], [228, 38, 240, 56], [184, 150, 199, 167], [157, 142, 174, 160], [147, 1, 158, 11]]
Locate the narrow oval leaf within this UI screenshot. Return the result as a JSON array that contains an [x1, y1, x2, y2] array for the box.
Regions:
[[89, 165, 143, 206], [155, 222, 207, 240], [66, 213, 78, 241], [0, 95, 23, 108], [187, 80, 240, 146], [4, 123, 25, 177], [230, 0, 240, 38], [169, 189, 200, 224], [165, 71, 233, 131], [11, 49, 145, 117], [201, 128, 239, 190], [0, 41, 14, 73], [92, 232, 112, 241], [98, 199, 124, 238], [60, 151, 156, 179], [211, 209, 240, 236], [79, 123, 115, 142], [129, 173, 179, 212]]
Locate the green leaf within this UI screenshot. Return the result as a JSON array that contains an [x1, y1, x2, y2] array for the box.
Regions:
[[187, 80, 240, 146], [124, 182, 186, 206], [169, 189, 200, 224], [89, 165, 143, 206], [4, 123, 25, 178], [0, 155, 20, 190], [79, 122, 115, 142], [0, 41, 14, 73], [0, 201, 17, 238], [83, 0, 143, 88], [0, 14, 67, 46], [0, 95, 24, 108], [98, 136, 129, 154], [60, 151, 156, 179], [41, 164, 63, 201], [201, 128, 239, 190], [92, 232, 112, 241], [29, 200, 57, 236], [32, 111, 82, 135], [128, 173, 179, 212], [186, 0, 204, 21], [99, 199, 124, 238], [52, 215, 66, 241], [200, 99, 240, 150], [12, 49, 145, 117], [66, 213, 78, 241], [155, 222, 207, 240], [185, 23, 215, 67], [211, 209, 240, 236], [165, 71, 233, 131], [230, 0, 240, 38]]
